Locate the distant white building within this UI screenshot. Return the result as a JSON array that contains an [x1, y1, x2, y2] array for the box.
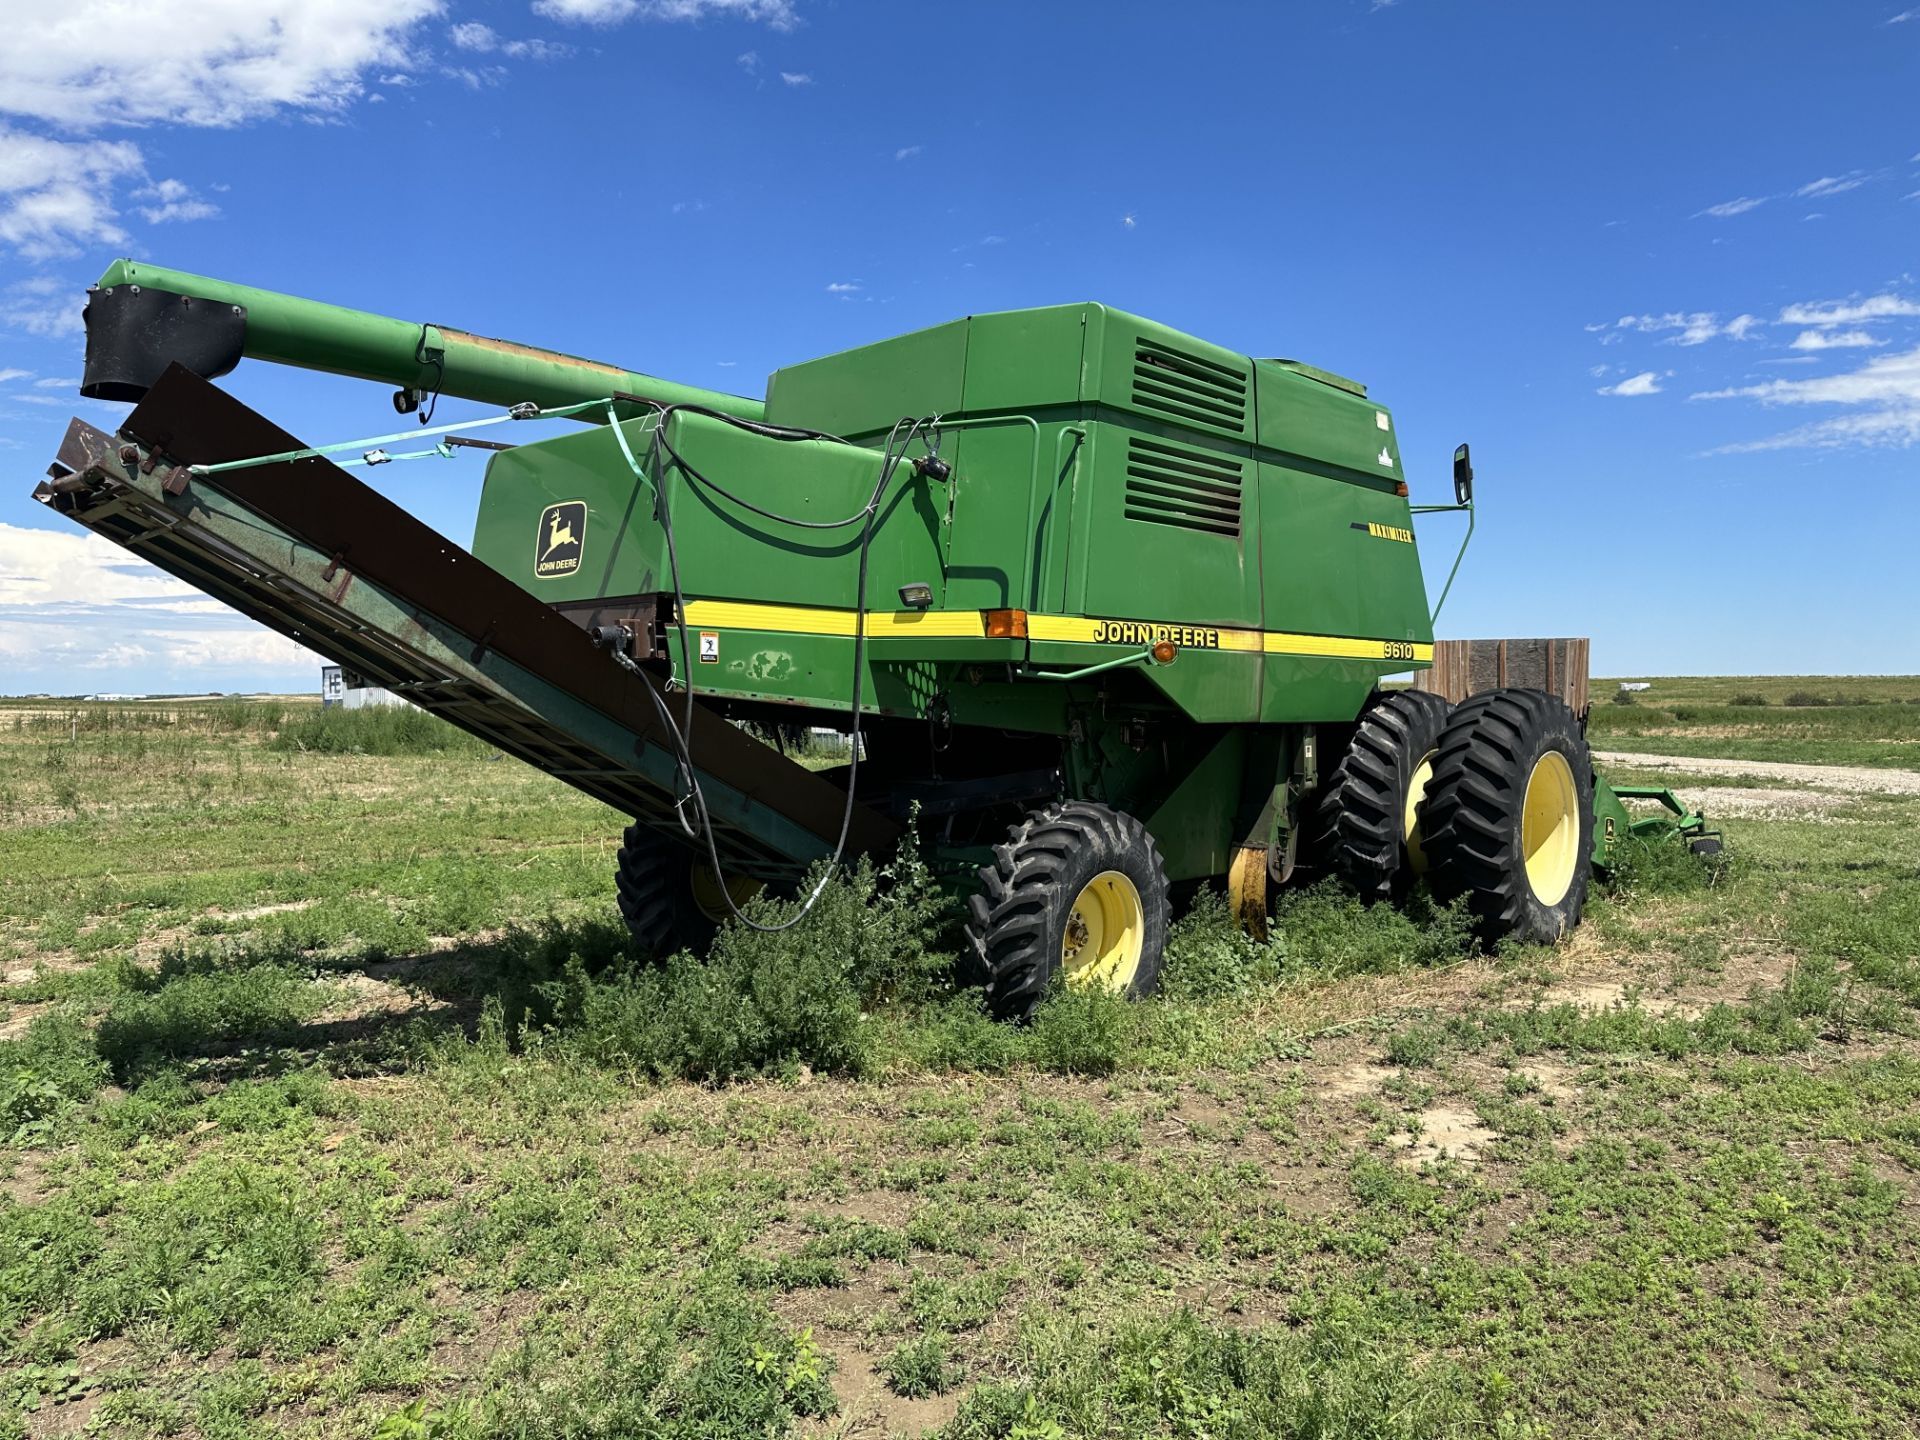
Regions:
[[1618, 681, 1652, 693], [320, 665, 405, 709]]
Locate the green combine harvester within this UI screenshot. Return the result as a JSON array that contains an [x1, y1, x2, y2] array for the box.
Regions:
[[36, 261, 1713, 1017]]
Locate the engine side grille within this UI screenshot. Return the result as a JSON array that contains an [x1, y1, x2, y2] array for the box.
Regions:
[[1123, 436, 1244, 538], [1131, 340, 1250, 435]]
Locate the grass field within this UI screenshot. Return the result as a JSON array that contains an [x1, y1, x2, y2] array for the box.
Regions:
[[1, 695, 1917, 1439], [1588, 673, 1920, 770]]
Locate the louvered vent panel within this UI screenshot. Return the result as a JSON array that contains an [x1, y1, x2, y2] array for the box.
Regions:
[[1124, 436, 1244, 538], [1131, 340, 1250, 434]]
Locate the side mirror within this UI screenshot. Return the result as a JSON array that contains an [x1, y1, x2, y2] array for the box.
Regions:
[[1452, 443, 1474, 507]]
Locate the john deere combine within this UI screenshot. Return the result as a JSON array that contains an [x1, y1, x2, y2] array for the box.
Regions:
[[35, 261, 1711, 1016]]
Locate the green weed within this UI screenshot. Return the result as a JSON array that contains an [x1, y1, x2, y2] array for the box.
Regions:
[[884, 1333, 962, 1398], [269, 706, 487, 757]]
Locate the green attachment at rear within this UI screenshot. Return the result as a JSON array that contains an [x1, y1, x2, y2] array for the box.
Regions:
[[1591, 776, 1720, 869]]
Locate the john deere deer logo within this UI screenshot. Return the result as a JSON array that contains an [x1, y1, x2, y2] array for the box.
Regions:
[[534, 501, 585, 578]]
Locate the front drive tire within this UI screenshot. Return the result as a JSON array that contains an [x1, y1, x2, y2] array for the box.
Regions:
[[1420, 688, 1595, 945], [966, 801, 1170, 1021], [615, 824, 764, 960]]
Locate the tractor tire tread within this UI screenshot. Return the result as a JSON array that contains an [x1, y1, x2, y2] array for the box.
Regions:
[[1315, 688, 1453, 902], [1421, 687, 1595, 944], [965, 800, 1169, 1021]]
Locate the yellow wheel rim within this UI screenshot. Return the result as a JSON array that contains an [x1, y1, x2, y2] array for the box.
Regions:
[[1061, 870, 1145, 993], [1521, 750, 1579, 907], [690, 864, 764, 923], [1404, 749, 1437, 875]]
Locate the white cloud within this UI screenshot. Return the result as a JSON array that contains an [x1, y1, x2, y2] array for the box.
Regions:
[[0, 522, 322, 677], [447, 22, 569, 59], [1696, 196, 1766, 218], [0, 127, 141, 257], [736, 50, 760, 72], [1779, 293, 1920, 327], [1887, 7, 1918, 21], [1797, 173, 1868, 198], [1611, 311, 1752, 346], [1121, 212, 1137, 229], [2, 273, 81, 337], [442, 64, 505, 90], [825, 281, 860, 293], [33, 376, 76, 387], [0, 523, 203, 611], [1598, 371, 1667, 397], [134, 176, 219, 225], [1789, 328, 1884, 351], [1695, 344, 1920, 450], [779, 71, 812, 85], [0, 368, 29, 383], [894, 145, 922, 161], [670, 198, 706, 214], [1, 0, 447, 131], [534, 0, 798, 28]]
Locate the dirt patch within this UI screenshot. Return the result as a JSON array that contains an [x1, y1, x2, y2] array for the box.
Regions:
[[1534, 978, 1688, 1016], [1325, 1061, 1394, 1100], [1528, 949, 1797, 1021], [0, 1149, 59, 1206], [209, 899, 318, 922], [778, 1275, 966, 1439], [428, 1289, 539, 1384], [803, 1334, 961, 1439], [832, 1191, 916, 1228], [1517, 1060, 1578, 1103], [1389, 1106, 1496, 1167], [1595, 751, 1920, 795], [0, 999, 54, 1041]]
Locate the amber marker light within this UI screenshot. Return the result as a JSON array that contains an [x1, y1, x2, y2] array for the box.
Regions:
[[983, 609, 1029, 639], [1151, 640, 1178, 665]]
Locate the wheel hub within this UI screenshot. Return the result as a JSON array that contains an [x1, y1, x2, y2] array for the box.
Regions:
[[690, 863, 765, 923], [1061, 870, 1145, 993]]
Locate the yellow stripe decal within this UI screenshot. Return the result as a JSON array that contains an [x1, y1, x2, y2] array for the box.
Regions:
[[682, 600, 1428, 663], [681, 600, 987, 638], [1264, 632, 1431, 662]]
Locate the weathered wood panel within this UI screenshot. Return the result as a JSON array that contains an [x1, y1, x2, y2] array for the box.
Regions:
[[1411, 638, 1589, 713]]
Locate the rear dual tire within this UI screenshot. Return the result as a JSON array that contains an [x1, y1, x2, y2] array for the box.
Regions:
[[1315, 688, 1453, 901], [1420, 688, 1594, 944]]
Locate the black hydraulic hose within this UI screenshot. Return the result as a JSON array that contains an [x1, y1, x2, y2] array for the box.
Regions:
[[610, 404, 934, 933]]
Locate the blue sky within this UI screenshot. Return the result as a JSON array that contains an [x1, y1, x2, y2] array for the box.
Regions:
[[2, 0, 1917, 694]]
